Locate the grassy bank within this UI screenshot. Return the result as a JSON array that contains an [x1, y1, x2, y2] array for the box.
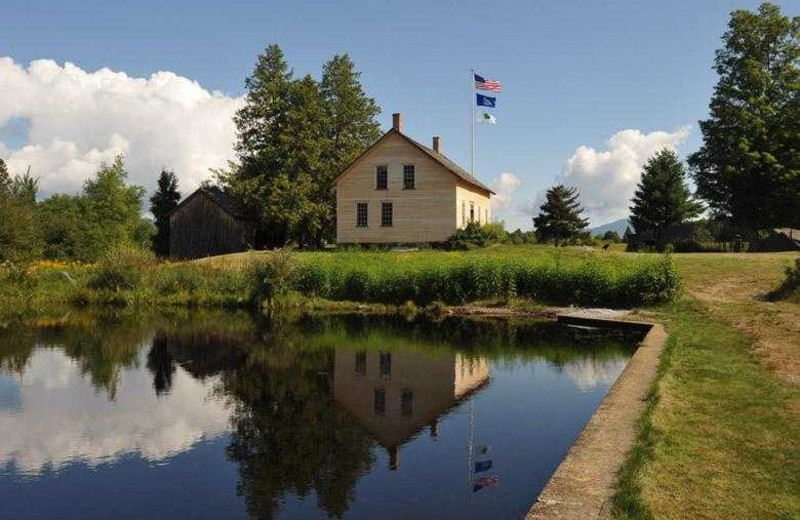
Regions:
[[0, 257, 252, 320], [0, 246, 681, 320], [612, 300, 799, 520], [611, 251, 800, 520]]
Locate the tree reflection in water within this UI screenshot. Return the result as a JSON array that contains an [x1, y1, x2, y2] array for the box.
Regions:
[[0, 311, 640, 520], [146, 317, 376, 520]]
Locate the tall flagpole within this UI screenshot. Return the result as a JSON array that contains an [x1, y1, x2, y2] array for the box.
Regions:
[[470, 69, 475, 178]]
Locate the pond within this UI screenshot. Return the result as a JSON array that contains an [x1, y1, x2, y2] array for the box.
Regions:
[[0, 311, 641, 520]]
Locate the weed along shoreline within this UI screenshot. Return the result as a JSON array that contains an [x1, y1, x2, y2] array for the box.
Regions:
[[527, 316, 666, 520]]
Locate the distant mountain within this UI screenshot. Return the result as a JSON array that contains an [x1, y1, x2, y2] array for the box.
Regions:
[[590, 218, 630, 236]]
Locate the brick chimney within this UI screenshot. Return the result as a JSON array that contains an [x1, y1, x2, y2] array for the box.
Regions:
[[432, 136, 441, 153], [392, 113, 402, 132]]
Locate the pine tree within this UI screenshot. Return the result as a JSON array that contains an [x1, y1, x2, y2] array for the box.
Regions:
[[688, 3, 800, 229], [533, 185, 589, 246], [623, 226, 634, 243], [630, 149, 703, 248], [263, 75, 330, 247], [318, 54, 381, 243], [150, 169, 181, 256], [224, 45, 381, 247], [226, 44, 295, 246], [11, 169, 38, 204]]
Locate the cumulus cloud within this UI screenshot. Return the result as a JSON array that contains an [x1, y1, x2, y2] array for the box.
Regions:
[[0, 348, 230, 475], [550, 127, 691, 225], [0, 57, 244, 199], [489, 172, 521, 214], [562, 357, 630, 391]]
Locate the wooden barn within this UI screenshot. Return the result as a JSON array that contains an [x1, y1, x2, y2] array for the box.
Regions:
[[332, 113, 494, 245], [168, 187, 255, 259]]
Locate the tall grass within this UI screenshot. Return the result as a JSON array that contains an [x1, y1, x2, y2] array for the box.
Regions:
[[270, 249, 681, 308], [768, 257, 800, 302], [2, 246, 681, 318]]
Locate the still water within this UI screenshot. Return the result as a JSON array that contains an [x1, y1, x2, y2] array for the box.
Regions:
[[0, 311, 640, 520]]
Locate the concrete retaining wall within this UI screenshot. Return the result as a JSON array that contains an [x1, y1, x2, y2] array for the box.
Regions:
[[524, 316, 667, 520]]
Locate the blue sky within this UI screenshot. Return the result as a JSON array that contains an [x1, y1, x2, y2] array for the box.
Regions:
[[0, 0, 791, 228]]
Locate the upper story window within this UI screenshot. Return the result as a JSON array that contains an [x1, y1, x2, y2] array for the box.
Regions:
[[355, 351, 367, 375], [356, 202, 368, 228], [381, 202, 393, 227], [470, 202, 475, 222], [462, 201, 466, 227], [477, 205, 481, 224], [403, 165, 415, 190], [379, 352, 392, 378], [376, 165, 388, 190]]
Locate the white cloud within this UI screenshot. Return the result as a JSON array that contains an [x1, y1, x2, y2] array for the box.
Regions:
[[562, 357, 629, 391], [553, 127, 691, 225], [0, 348, 229, 476], [489, 172, 521, 214], [0, 57, 244, 198]]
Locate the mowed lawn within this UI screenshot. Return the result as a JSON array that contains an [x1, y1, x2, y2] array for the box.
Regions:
[[616, 251, 799, 520], [197, 245, 800, 520]]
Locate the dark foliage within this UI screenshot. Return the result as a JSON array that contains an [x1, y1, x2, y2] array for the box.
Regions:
[[533, 185, 589, 246], [150, 169, 181, 257]]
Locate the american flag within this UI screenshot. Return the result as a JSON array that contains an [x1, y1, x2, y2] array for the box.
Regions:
[[472, 475, 500, 492], [474, 73, 501, 92]]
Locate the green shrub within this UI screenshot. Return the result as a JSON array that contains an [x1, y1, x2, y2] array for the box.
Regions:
[[247, 249, 299, 310], [295, 263, 328, 296], [89, 245, 156, 291], [769, 258, 800, 301], [445, 222, 506, 250], [153, 265, 206, 295]]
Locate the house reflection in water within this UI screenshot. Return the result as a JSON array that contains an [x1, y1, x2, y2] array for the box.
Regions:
[[333, 350, 490, 470]]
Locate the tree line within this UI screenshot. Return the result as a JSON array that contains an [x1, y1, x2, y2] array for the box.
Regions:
[[533, 3, 799, 250], [1, 4, 795, 261], [0, 156, 155, 263], [0, 45, 380, 262]]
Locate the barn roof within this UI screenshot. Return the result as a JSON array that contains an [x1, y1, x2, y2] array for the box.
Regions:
[[332, 129, 495, 195], [168, 186, 249, 220]]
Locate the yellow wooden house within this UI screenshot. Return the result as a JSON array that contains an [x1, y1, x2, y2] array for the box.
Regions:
[[332, 113, 494, 244]]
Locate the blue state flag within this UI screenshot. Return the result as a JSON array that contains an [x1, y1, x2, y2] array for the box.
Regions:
[[475, 460, 493, 473], [476, 93, 496, 108]]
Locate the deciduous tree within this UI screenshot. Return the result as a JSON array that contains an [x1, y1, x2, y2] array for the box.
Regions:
[[0, 161, 42, 263], [80, 156, 149, 260], [688, 3, 800, 229]]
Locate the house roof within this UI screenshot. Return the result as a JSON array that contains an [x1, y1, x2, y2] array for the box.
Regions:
[[332, 129, 495, 195], [167, 186, 249, 220]]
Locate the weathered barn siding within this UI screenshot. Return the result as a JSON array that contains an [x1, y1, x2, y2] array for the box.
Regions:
[[169, 193, 254, 259], [335, 132, 492, 244]]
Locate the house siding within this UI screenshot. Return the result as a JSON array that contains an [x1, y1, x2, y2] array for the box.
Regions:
[[455, 182, 491, 229], [336, 133, 461, 244]]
